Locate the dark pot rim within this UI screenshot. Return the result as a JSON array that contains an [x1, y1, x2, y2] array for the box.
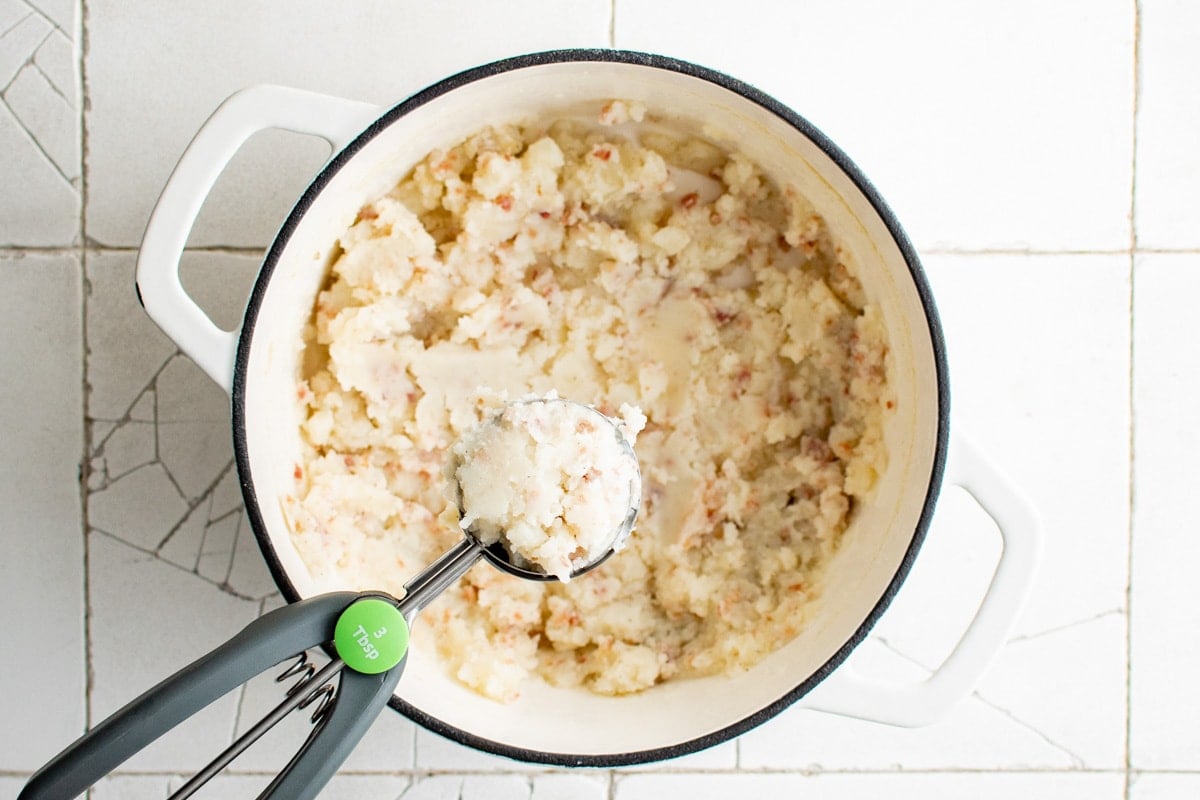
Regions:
[[231, 48, 950, 767]]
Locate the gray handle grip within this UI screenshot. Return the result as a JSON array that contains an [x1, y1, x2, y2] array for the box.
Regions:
[[19, 592, 361, 800]]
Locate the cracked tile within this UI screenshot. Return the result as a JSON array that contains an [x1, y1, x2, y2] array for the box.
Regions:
[[86, 252, 177, 420], [0, 11, 50, 87], [5, 62, 78, 179], [973, 613, 1126, 768], [613, 772, 1123, 800], [196, 505, 239, 583], [147, 458, 270, 599], [0, 0, 28, 34], [157, 498, 209, 572], [129, 386, 155, 421], [26, 0, 71, 32], [90, 418, 156, 480], [0, 90, 77, 244], [210, 463, 243, 519], [225, 513, 277, 598], [88, 531, 260, 772], [156, 353, 232, 501], [89, 462, 187, 551], [739, 640, 1079, 770], [84, 0, 610, 246], [0, 253, 84, 773], [34, 27, 73, 106], [89, 419, 117, 454], [1131, 253, 1200, 769]]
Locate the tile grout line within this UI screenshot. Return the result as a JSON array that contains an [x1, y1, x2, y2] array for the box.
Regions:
[[13, 244, 1200, 258], [1124, 1, 1143, 798], [78, 0, 93, 745], [608, 0, 616, 47]]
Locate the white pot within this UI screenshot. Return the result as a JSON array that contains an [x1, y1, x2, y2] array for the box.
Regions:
[[136, 50, 1039, 765]]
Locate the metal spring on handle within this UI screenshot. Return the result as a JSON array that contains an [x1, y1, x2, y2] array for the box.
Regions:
[[275, 652, 317, 696], [297, 682, 337, 725], [275, 651, 337, 725]]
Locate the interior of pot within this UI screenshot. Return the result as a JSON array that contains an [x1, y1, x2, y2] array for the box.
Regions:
[[236, 55, 945, 760]]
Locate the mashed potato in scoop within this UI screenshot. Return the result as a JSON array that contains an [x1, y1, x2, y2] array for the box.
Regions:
[[450, 396, 644, 582]]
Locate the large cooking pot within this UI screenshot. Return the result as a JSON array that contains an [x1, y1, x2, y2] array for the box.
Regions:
[[136, 50, 1039, 765]]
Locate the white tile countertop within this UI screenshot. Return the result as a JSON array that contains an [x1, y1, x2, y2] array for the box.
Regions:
[[1, 1, 1197, 798]]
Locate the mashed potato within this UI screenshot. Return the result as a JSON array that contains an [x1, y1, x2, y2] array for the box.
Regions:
[[283, 102, 890, 700], [450, 396, 643, 582]]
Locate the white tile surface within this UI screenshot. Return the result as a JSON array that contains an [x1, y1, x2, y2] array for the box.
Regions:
[[615, 0, 1135, 252], [87, 531, 261, 772], [923, 253, 1131, 636], [85, 251, 179, 420], [0, 11, 51, 87], [1135, 0, 1200, 249], [0, 254, 84, 772], [90, 773, 412, 800], [84, 0, 611, 247], [740, 642, 1082, 771], [26, 0, 71, 33], [0, 777, 28, 800], [1130, 253, 1200, 770], [414, 728, 537, 772], [5, 62, 77, 179], [614, 772, 1125, 800], [398, 774, 607, 800], [1129, 773, 1200, 800], [33, 27, 73, 104], [0, 1, 78, 247], [0, 0, 30, 34], [612, 740, 739, 772], [2, 2, 1195, 794]]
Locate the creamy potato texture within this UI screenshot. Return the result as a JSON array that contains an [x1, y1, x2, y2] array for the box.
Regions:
[[450, 396, 644, 582], [284, 101, 891, 700]]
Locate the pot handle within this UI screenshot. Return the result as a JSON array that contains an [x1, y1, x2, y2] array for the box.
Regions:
[[135, 85, 383, 394], [798, 433, 1041, 727]]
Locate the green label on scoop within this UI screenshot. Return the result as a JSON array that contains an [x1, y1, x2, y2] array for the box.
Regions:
[[334, 598, 409, 674]]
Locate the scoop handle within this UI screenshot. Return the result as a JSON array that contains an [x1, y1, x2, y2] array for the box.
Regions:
[[800, 433, 1041, 727], [256, 658, 403, 800], [18, 592, 360, 800], [135, 84, 381, 392]]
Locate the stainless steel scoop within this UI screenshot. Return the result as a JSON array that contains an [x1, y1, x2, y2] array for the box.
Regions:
[[19, 399, 641, 800]]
